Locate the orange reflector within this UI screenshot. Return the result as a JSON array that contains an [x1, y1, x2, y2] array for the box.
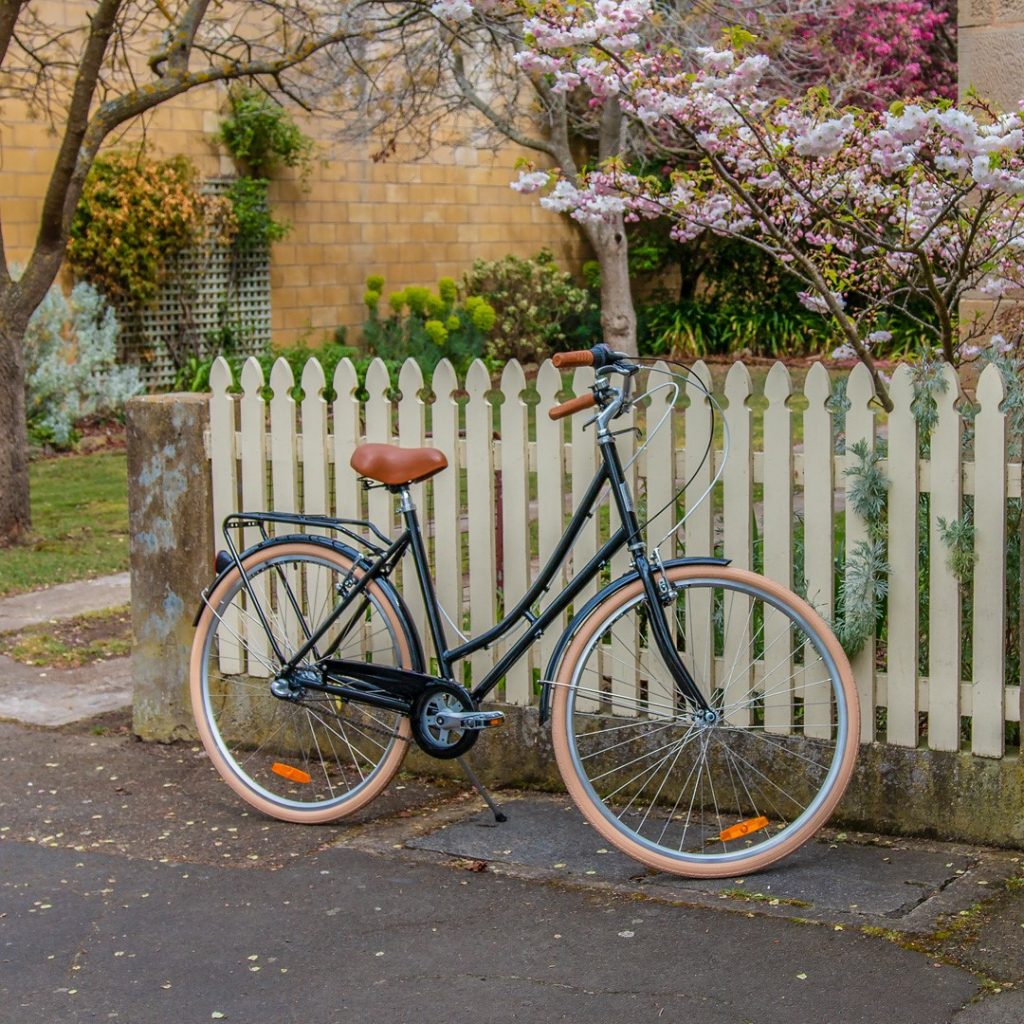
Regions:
[[718, 816, 770, 842], [272, 762, 311, 784]]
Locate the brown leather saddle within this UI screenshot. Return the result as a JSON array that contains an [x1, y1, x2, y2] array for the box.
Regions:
[[350, 443, 448, 486]]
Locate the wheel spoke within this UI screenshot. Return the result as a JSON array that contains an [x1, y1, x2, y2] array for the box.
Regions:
[[194, 545, 413, 820]]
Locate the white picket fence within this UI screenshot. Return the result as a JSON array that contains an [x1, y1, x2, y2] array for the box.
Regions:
[[204, 354, 1021, 760]]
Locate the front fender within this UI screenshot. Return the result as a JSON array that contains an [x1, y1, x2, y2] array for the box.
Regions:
[[538, 556, 730, 723], [192, 534, 425, 672]]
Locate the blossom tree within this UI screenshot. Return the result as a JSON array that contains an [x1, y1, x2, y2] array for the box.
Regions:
[[782, 0, 956, 110], [494, 2, 1024, 410]]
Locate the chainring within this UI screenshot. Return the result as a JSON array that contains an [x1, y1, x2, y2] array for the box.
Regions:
[[410, 681, 479, 759]]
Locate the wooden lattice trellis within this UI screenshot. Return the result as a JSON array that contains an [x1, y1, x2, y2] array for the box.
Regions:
[[118, 179, 271, 389]]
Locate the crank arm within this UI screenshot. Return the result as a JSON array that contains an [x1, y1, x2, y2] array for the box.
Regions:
[[431, 710, 506, 731]]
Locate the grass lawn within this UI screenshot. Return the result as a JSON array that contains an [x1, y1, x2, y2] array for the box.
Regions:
[[0, 606, 132, 665], [0, 451, 129, 597]]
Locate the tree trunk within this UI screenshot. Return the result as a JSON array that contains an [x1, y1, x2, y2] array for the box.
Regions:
[[0, 315, 32, 546], [585, 215, 637, 357]]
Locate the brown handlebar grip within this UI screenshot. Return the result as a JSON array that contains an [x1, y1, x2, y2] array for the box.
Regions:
[[548, 393, 597, 421], [552, 350, 595, 368]]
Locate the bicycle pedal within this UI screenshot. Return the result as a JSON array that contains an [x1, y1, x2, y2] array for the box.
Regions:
[[432, 709, 505, 731]]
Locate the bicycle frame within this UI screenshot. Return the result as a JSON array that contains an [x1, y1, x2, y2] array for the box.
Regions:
[[214, 385, 713, 718]]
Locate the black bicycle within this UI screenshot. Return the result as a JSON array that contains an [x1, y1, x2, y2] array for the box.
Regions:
[[190, 345, 858, 878]]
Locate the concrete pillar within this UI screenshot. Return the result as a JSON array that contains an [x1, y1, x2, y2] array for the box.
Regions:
[[126, 393, 212, 741]]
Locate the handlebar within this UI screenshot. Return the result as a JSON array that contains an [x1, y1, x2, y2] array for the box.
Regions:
[[551, 350, 595, 369], [552, 344, 622, 371], [548, 393, 598, 421], [548, 345, 640, 420]]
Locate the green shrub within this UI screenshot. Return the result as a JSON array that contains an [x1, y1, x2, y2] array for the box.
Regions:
[[461, 250, 594, 364], [25, 281, 144, 448], [68, 151, 232, 308], [217, 87, 315, 179], [361, 277, 494, 377], [224, 177, 288, 248]]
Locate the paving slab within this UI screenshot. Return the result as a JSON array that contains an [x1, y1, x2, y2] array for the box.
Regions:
[[953, 992, 1024, 1024], [0, 572, 130, 633], [0, 653, 132, 726], [353, 792, 1018, 932]]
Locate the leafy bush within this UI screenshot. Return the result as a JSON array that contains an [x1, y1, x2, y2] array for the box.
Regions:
[[217, 87, 315, 180], [25, 281, 144, 448], [224, 177, 289, 248], [362, 277, 494, 377], [68, 151, 233, 308], [462, 250, 594, 364], [633, 236, 934, 360]]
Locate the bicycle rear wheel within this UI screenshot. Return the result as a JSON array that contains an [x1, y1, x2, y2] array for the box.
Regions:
[[551, 564, 858, 878], [190, 540, 417, 823]]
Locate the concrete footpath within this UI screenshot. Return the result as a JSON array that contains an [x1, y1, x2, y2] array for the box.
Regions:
[[2, 575, 1024, 1022], [0, 573, 132, 725]]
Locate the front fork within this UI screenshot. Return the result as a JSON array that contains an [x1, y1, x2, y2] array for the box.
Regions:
[[598, 430, 715, 720], [635, 554, 716, 719]]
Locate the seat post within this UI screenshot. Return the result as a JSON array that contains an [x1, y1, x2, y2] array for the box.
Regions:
[[396, 485, 454, 678]]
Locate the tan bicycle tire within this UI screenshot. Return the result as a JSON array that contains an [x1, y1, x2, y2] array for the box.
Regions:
[[190, 540, 414, 824], [550, 564, 859, 878]]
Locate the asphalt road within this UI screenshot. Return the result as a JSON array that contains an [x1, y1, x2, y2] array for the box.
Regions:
[[0, 714, 1013, 1024]]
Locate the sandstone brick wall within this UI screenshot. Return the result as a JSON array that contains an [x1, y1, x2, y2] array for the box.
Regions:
[[958, 0, 1024, 336], [1, 33, 584, 349], [958, 0, 1024, 109]]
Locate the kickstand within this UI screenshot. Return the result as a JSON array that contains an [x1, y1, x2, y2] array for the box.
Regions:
[[456, 756, 508, 824]]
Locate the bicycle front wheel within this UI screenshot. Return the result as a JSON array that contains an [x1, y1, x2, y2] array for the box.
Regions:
[[190, 540, 417, 823], [551, 564, 858, 878]]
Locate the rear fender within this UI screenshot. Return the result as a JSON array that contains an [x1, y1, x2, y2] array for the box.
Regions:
[[193, 534, 424, 671]]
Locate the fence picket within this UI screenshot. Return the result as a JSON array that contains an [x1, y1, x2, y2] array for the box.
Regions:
[[802, 362, 834, 620], [209, 357, 240, 673], [928, 365, 963, 751], [973, 365, 1006, 757], [644, 363, 676, 559], [333, 359, 363, 521], [609, 389, 638, 716], [431, 360, 463, 663], [268, 359, 302, 652], [723, 362, 754, 726], [301, 360, 329, 518], [570, 365, 599, 712], [239, 357, 270, 675], [845, 363, 878, 743], [364, 359, 394, 537], [499, 361, 532, 704], [642, 365, 677, 714], [886, 365, 920, 747], [536, 360, 566, 681], [683, 361, 715, 703], [465, 360, 497, 686], [763, 362, 794, 733], [398, 360, 428, 646], [802, 362, 835, 741]]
